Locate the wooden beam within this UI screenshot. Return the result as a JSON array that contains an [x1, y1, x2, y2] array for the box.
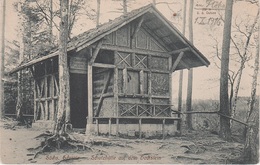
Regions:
[[95, 69, 113, 117], [9, 52, 59, 74], [98, 44, 170, 58], [92, 63, 115, 68], [170, 52, 184, 72], [131, 16, 144, 39], [168, 47, 190, 55], [89, 40, 103, 65]]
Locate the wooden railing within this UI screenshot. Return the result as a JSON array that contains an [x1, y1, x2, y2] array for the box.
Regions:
[[118, 102, 173, 117], [92, 116, 181, 139]]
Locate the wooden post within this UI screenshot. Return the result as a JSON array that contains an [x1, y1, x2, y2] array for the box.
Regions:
[[86, 64, 94, 134], [116, 118, 119, 137], [50, 60, 55, 121], [139, 118, 142, 139], [114, 67, 119, 116], [148, 55, 152, 103], [96, 118, 99, 135], [108, 118, 111, 136], [123, 68, 127, 94], [33, 79, 37, 121], [140, 70, 144, 95], [44, 64, 48, 120], [169, 56, 173, 106], [148, 71, 152, 103], [162, 119, 165, 139]]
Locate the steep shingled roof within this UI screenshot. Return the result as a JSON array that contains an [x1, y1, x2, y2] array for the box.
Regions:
[[10, 3, 210, 74]]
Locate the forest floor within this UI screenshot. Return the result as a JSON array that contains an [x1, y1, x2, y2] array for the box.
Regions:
[[0, 117, 244, 164]]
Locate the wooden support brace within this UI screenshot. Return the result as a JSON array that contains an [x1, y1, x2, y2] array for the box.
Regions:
[[131, 16, 144, 39], [89, 39, 103, 65], [170, 52, 184, 72]]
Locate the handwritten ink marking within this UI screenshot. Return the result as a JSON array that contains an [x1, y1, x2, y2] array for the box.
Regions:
[[45, 155, 59, 161], [140, 155, 162, 160], [206, 0, 225, 10], [195, 17, 222, 26], [91, 155, 116, 160], [62, 155, 80, 160]]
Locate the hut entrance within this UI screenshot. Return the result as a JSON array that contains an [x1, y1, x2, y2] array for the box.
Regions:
[[70, 73, 88, 128]]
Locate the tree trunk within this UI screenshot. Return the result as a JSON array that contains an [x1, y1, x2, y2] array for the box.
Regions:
[[152, 0, 156, 6], [219, 0, 233, 141], [243, 44, 259, 163], [232, 12, 258, 120], [54, 0, 70, 135], [49, 0, 53, 45], [123, 0, 127, 14], [177, 0, 187, 132], [16, 2, 25, 122], [0, 0, 6, 118], [96, 0, 100, 27], [186, 0, 193, 130]]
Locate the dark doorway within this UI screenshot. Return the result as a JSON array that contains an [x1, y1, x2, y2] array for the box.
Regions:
[[70, 73, 88, 128]]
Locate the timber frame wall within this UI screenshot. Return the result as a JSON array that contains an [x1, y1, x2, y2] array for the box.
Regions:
[[86, 23, 182, 134], [30, 58, 59, 122]]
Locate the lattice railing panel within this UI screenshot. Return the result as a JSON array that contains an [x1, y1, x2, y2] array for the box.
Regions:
[[119, 103, 172, 117]]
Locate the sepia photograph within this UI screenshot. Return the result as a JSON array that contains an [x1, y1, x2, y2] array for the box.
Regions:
[[0, 0, 259, 164]]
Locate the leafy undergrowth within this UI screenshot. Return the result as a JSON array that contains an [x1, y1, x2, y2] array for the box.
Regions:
[[0, 117, 244, 164]]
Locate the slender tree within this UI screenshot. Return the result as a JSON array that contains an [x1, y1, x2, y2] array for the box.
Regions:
[[152, 0, 156, 6], [49, 0, 53, 45], [0, 0, 6, 118], [54, 0, 70, 135], [123, 0, 127, 14], [186, 0, 193, 130], [243, 41, 259, 164], [231, 11, 259, 120], [177, 0, 187, 131], [219, 0, 233, 141], [96, 0, 101, 27]]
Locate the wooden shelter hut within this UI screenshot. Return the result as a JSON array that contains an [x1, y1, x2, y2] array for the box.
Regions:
[[10, 4, 210, 138]]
